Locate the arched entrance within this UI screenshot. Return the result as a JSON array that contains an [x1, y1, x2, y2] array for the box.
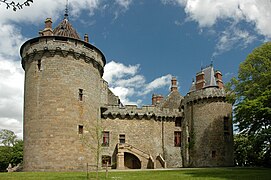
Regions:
[[124, 152, 141, 169]]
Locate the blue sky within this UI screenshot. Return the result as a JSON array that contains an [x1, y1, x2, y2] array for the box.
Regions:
[[0, 0, 270, 138]]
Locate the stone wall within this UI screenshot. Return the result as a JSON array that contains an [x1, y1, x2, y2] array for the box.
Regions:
[[22, 36, 105, 171], [182, 87, 234, 167], [101, 116, 183, 168]]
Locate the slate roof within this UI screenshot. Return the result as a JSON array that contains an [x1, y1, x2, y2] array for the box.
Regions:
[[53, 16, 80, 39], [189, 65, 218, 93], [202, 65, 217, 87]]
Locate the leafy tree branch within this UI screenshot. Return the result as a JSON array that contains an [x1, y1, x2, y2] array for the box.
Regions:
[[0, 0, 33, 11]]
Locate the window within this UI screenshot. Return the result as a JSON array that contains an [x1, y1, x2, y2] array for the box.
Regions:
[[37, 60, 41, 71], [174, 131, 181, 147], [119, 134, 125, 144], [79, 89, 83, 101], [223, 116, 229, 131], [102, 155, 111, 167], [175, 117, 182, 127], [212, 151, 216, 158], [224, 132, 230, 142], [224, 116, 230, 142], [102, 131, 109, 146], [78, 125, 83, 134]]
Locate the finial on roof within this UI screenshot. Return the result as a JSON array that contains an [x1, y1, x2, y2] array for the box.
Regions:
[[64, 0, 69, 20], [211, 58, 214, 67]]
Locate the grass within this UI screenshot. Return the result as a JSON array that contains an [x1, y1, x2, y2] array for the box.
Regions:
[[0, 167, 270, 180]]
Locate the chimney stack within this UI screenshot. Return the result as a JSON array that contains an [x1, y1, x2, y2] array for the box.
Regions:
[[42, 18, 53, 36], [152, 94, 164, 105], [84, 34, 89, 43], [196, 71, 205, 90], [171, 77, 178, 92], [215, 70, 223, 89]]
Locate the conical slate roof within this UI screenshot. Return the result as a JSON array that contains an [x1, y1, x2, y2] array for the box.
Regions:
[[53, 17, 80, 39], [202, 66, 217, 87]]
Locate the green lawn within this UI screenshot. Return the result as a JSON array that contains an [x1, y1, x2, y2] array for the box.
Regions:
[[0, 168, 270, 180]]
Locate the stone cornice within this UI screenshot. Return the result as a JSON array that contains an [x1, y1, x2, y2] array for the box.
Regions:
[[101, 105, 182, 121], [20, 36, 105, 77], [184, 87, 227, 105]]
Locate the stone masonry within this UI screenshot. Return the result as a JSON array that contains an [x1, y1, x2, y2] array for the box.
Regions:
[[21, 16, 234, 171]]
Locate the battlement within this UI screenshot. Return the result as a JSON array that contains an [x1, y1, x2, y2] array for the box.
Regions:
[[184, 87, 226, 104], [102, 104, 182, 121], [20, 36, 106, 76]]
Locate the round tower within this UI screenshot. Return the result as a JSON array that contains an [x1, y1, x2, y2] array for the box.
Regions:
[[21, 17, 106, 171], [182, 66, 234, 167]]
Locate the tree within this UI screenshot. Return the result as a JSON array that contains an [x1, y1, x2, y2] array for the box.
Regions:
[[229, 42, 271, 167], [0, 129, 23, 171], [0, 0, 33, 11], [80, 120, 104, 179], [0, 129, 17, 146]]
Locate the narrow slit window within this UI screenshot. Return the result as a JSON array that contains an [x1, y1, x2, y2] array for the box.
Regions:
[[119, 134, 125, 144], [79, 89, 83, 101], [78, 125, 83, 134], [224, 116, 229, 131], [37, 60, 41, 71]]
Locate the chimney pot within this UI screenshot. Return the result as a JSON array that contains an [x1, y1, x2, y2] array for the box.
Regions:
[[84, 34, 89, 43]]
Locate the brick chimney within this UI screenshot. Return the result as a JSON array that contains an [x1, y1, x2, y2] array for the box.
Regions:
[[42, 18, 53, 36], [152, 94, 164, 105], [171, 77, 178, 92], [196, 71, 205, 90], [84, 34, 89, 43], [215, 70, 223, 89]]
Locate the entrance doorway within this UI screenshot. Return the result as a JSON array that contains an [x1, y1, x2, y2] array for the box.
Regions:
[[124, 152, 141, 169]]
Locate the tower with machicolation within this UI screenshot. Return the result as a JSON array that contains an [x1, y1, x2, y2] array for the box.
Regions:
[[181, 65, 234, 167], [21, 14, 106, 171], [20, 13, 233, 171]]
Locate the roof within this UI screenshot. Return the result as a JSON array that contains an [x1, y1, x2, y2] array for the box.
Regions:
[[202, 65, 217, 87], [53, 17, 80, 39], [189, 65, 218, 93]]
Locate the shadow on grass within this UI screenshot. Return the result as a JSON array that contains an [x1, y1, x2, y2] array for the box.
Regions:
[[182, 167, 271, 180]]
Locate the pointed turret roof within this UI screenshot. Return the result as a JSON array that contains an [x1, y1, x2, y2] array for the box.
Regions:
[[53, 15, 80, 40], [202, 65, 217, 87]]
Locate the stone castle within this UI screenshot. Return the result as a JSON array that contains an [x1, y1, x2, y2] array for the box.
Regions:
[[20, 15, 234, 171]]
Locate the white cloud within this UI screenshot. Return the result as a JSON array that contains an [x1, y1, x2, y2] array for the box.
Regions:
[[110, 86, 136, 105], [141, 75, 172, 95], [103, 61, 173, 105], [115, 0, 133, 10], [164, 0, 271, 54], [0, 0, 136, 138], [0, 58, 24, 139], [0, 0, 101, 24], [0, 23, 26, 58], [213, 25, 257, 56], [115, 75, 145, 88], [103, 61, 140, 83]]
